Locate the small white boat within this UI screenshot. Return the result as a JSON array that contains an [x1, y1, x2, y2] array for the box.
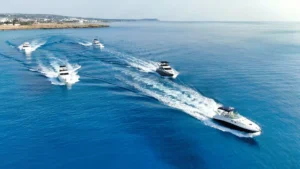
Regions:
[[93, 39, 104, 48], [20, 42, 32, 53], [213, 107, 261, 133], [156, 61, 177, 78], [58, 65, 72, 84]]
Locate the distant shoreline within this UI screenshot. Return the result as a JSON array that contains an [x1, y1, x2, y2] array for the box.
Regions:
[[0, 23, 109, 31]]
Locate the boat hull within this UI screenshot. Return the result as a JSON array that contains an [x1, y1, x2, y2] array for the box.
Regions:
[[156, 68, 174, 77], [93, 43, 104, 48], [213, 119, 260, 133], [22, 47, 32, 53], [58, 76, 72, 85]]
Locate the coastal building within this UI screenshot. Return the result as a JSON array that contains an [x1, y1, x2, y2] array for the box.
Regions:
[[0, 18, 9, 23]]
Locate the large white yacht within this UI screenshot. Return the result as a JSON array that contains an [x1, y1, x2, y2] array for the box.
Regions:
[[213, 107, 261, 133], [156, 61, 177, 78], [20, 42, 32, 53], [58, 65, 72, 84], [93, 38, 104, 48]]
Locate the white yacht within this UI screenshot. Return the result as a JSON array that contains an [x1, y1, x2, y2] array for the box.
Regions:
[[20, 42, 32, 53], [58, 65, 72, 84], [93, 39, 104, 48], [213, 107, 261, 133], [156, 61, 176, 77]]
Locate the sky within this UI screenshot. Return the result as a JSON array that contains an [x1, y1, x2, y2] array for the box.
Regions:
[[1, 0, 300, 21]]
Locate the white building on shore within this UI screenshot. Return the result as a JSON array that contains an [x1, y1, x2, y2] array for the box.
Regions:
[[0, 18, 9, 23]]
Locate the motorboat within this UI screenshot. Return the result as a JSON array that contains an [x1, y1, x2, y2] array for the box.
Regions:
[[156, 61, 177, 78], [20, 42, 32, 53], [93, 39, 104, 48], [213, 106, 261, 133], [58, 65, 72, 84]]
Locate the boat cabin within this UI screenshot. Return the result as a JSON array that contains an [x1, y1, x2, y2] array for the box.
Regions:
[[218, 106, 235, 112], [159, 61, 172, 70], [59, 66, 68, 75], [218, 106, 241, 119], [160, 61, 169, 66], [60, 72, 69, 75], [23, 42, 30, 47]]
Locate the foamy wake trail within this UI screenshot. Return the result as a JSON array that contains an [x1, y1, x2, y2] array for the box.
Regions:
[[116, 68, 260, 137], [18, 45, 23, 51], [78, 41, 93, 46], [31, 40, 46, 51], [104, 49, 159, 73], [18, 40, 46, 52], [37, 59, 81, 85]]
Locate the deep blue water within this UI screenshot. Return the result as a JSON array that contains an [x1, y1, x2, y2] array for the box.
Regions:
[[1, 22, 300, 169]]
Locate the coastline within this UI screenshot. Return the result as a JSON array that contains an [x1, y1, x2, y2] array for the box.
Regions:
[[0, 23, 109, 31]]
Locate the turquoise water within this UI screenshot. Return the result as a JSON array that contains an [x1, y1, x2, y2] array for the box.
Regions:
[[0, 22, 300, 169]]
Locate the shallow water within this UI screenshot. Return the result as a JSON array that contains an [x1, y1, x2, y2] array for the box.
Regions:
[[0, 22, 300, 169]]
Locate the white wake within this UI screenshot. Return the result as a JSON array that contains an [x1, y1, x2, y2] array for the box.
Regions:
[[78, 41, 93, 46], [104, 49, 159, 73], [31, 40, 46, 51], [79, 44, 258, 137], [36, 59, 81, 86], [116, 68, 260, 138], [18, 39, 46, 53]]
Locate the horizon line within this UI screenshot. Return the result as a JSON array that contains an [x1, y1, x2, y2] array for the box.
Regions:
[[1, 13, 300, 22]]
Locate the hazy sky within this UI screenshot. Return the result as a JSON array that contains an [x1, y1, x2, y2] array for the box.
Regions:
[[1, 0, 300, 21]]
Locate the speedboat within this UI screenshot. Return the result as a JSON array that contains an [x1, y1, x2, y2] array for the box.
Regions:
[[20, 42, 32, 53], [213, 106, 261, 133], [58, 65, 72, 84], [93, 39, 104, 48], [156, 61, 177, 78]]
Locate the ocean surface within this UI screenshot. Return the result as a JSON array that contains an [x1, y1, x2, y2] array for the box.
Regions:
[[0, 22, 300, 169]]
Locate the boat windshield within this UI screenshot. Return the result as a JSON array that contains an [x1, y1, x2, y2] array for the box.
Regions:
[[224, 111, 241, 119], [164, 68, 172, 70], [23, 43, 30, 47]]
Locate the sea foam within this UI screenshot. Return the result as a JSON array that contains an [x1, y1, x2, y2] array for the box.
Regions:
[[37, 59, 81, 86], [116, 68, 260, 137]]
